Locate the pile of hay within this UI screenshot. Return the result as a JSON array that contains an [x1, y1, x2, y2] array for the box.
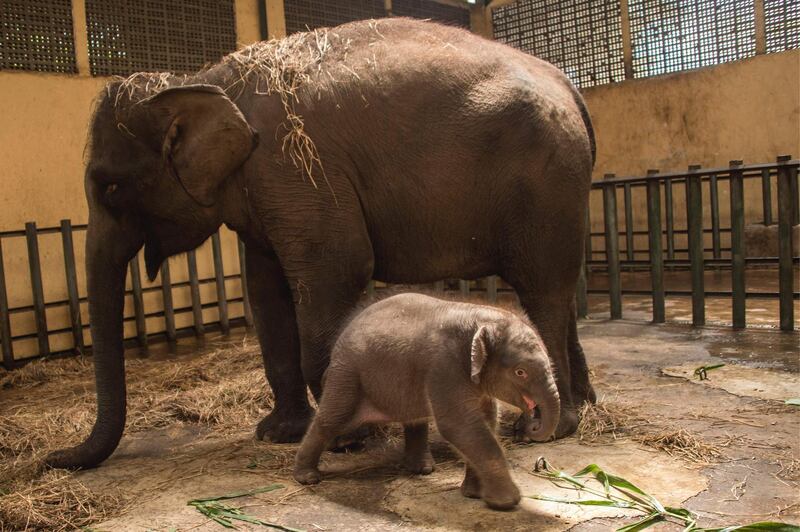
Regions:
[[577, 400, 643, 442], [0, 335, 272, 530], [634, 428, 724, 464]]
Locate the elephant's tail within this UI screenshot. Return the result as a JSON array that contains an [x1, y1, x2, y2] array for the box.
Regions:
[[575, 92, 596, 168]]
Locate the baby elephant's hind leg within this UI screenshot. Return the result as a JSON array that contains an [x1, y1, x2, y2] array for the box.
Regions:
[[293, 368, 359, 485], [402, 423, 434, 475]]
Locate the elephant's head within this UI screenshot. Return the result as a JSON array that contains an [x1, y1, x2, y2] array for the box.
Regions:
[[470, 318, 560, 442], [45, 81, 258, 469]]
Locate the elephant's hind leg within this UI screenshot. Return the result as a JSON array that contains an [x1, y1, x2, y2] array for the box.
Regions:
[[293, 367, 361, 485], [403, 423, 434, 475]]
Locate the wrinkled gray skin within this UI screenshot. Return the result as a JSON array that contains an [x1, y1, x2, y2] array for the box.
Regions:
[[45, 17, 595, 470], [294, 293, 559, 511]]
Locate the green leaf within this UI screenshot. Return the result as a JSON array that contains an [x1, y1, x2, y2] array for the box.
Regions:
[[526, 494, 635, 508], [785, 399, 800, 406], [616, 513, 665, 532], [189, 484, 285, 504], [697, 522, 800, 532]]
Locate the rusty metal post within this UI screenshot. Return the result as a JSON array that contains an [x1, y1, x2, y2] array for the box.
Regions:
[[486, 275, 498, 303], [0, 239, 13, 368], [709, 173, 721, 259], [777, 155, 796, 331], [129, 255, 147, 346], [25, 222, 49, 357], [212, 232, 230, 334], [602, 174, 622, 319], [624, 183, 634, 262], [160, 261, 176, 342], [729, 161, 746, 328], [237, 238, 254, 327], [60, 220, 84, 352], [761, 168, 773, 226], [646, 170, 665, 323], [664, 177, 675, 260], [685, 167, 705, 326], [187, 250, 204, 336], [459, 280, 470, 298]]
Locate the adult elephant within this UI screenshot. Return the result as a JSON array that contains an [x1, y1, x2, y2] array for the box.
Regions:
[[46, 18, 595, 469]]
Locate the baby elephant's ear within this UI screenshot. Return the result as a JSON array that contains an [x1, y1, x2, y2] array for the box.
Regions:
[[470, 325, 492, 384]]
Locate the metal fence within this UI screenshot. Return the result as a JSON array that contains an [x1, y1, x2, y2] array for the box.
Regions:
[[578, 156, 799, 331], [1, 157, 797, 370]]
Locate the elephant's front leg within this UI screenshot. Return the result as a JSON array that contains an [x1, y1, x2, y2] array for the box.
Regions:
[[245, 240, 312, 442]]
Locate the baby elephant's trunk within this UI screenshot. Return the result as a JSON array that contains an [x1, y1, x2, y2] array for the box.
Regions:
[[528, 384, 561, 442]]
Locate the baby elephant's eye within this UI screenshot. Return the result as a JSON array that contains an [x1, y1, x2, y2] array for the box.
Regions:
[[515, 368, 528, 379]]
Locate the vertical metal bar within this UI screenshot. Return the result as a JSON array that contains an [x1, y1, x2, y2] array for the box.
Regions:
[[646, 170, 665, 323], [576, 258, 588, 318], [129, 255, 147, 346], [777, 155, 796, 331], [709, 174, 721, 259], [761, 168, 773, 226], [665, 178, 675, 260], [434, 280, 444, 292], [366, 280, 375, 298], [187, 250, 204, 336], [160, 261, 176, 342], [584, 203, 592, 264], [624, 183, 634, 261], [602, 174, 622, 319], [25, 222, 49, 357], [729, 161, 746, 328], [0, 239, 13, 368], [60, 220, 84, 352], [486, 275, 498, 303], [212, 232, 230, 334], [685, 167, 705, 327], [237, 238, 253, 327], [459, 280, 470, 297]]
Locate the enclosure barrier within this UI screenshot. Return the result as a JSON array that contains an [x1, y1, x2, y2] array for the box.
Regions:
[[580, 156, 798, 331], [0, 157, 797, 369]]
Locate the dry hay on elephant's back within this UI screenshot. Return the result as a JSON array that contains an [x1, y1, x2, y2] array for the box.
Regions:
[[0, 335, 273, 531]]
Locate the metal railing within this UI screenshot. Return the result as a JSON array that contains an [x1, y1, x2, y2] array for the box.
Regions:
[[1, 157, 797, 369], [577, 156, 799, 331]]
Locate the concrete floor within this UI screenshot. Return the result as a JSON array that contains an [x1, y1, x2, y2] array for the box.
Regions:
[[82, 316, 799, 531]]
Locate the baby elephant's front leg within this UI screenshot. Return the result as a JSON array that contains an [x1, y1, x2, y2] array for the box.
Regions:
[[431, 394, 520, 510], [293, 418, 329, 485]]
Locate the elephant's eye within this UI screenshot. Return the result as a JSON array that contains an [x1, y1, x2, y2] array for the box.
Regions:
[[105, 183, 118, 196], [515, 368, 528, 379]]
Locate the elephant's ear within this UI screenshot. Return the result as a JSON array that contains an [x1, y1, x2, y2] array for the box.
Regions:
[[470, 325, 493, 384], [140, 84, 258, 207]]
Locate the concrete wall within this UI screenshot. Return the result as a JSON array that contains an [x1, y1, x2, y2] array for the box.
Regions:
[[0, 0, 263, 360], [582, 49, 800, 254]]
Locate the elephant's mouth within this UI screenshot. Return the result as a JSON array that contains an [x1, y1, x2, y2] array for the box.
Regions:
[[521, 394, 536, 412]]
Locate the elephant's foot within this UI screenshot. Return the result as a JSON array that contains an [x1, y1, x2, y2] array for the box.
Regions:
[[256, 407, 312, 443], [482, 481, 521, 511], [403, 447, 434, 475], [460, 469, 481, 499], [293, 466, 321, 485], [513, 407, 578, 442]]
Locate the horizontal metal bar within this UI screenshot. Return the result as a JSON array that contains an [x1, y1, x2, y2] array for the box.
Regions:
[[590, 160, 798, 187]]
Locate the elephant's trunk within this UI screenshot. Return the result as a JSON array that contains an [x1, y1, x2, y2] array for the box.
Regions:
[[45, 206, 141, 469], [527, 383, 561, 442]]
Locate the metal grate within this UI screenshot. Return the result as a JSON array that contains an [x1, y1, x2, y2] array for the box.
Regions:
[[0, 0, 76, 73], [284, 0, 386, 34], [392, 0, 470, 28], [85, 0, 236, 77], [492, 0, 625, 88], [628, 0, 756, 78], [765, 0, 800, 53]]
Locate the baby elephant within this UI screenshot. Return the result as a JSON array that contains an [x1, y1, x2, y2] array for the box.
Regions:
[[293, 293, 560, 510]]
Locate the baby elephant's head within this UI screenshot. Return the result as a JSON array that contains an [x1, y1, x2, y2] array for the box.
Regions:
[[470, 317, 560, 442]]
